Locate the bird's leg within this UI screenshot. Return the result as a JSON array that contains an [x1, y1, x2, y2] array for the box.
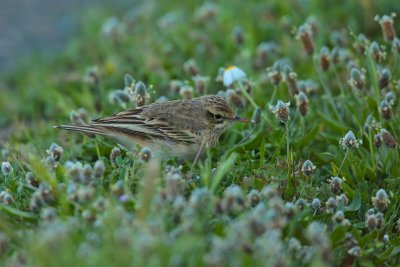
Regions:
[[188, 136, 207, 179]]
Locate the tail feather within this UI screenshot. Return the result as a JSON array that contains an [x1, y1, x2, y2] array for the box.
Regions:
[[54, 125, 106, 136]]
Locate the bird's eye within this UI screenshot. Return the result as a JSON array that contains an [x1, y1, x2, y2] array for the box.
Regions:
[[214, 114, 222, 120]]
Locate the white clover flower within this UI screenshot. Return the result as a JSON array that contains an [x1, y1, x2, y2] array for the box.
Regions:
[[223, 66, 246, 86], [339, 131, 362, 149], [1, 161, 13, 176]]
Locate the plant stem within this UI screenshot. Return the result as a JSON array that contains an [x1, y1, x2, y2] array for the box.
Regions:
[[270, 85, 278, 104], [237, 81, 258, 109], [338, 149, 350, 175], [286, 122, 292, 189], [365, 49, 380, 103], [313, 57, 341, 121]]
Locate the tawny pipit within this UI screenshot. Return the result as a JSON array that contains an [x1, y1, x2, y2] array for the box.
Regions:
[[55, 95, 249, 160]]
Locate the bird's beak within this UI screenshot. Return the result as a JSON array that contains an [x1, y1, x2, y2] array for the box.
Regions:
[[234, 115, 250, 123]]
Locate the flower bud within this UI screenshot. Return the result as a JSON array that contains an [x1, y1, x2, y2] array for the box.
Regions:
[[283, 66, 299, 95], [170, 80, 184, 94], [311, 198, 321, 211], [372, 188, 389, 211], [333, 210, 345, 223], [384, 91, 395, 105], [354, 34, 369, 54], [267, 61, 283, 86], [378, 68, 391, 89], [326, 197, 338, 212], [110, 147, 121, 166], [337, 193, 349, 206], [366, 214, 378, 230], [380, 129, 397, 148], [139, 147, 152, 162], [133, 81, 149, 107], [348, 68, 365, 90], [232, 25, 245, 46], [25, 172, 39, 187], [247, 189, 260, 207], [379, 100, 392, 120], [226, 89, 244, 108], [370, 42, 385, 62], [348, 246, 361, 257]]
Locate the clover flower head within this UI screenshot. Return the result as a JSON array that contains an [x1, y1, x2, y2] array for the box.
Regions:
[[301, 160, 316, 176], [1, 162, 13, 176], [269, 100, 290, 123], [223, 66, 246, 87], [339, 131, 362, 149]]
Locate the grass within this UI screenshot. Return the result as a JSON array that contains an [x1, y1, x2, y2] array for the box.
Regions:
[[0, 0, 400, 266]]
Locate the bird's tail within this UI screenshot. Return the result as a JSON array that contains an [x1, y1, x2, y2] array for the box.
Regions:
[[54, 125, 107, 137]]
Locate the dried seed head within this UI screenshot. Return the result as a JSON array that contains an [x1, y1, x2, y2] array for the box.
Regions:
[[348, 246, 362, 257], [375, 14, 397, 42], [254, 42, 279, 69], [192, 75, 209, 94], [0, 191, 14, 205], [269, 100, 290, 123], [267, 61, 283, 86], [93, 160, 106, 179], [348, 68, 365, 90], [169, 80, 184, 94], [1, 161, 13, 176], [311, 198, 321, 211], [380, 129, 397, 148], [328, 176, 343, 194], [25, 172, 39, 187], [333, 210, 345, 223], [339, 131, 362, 149], [379, 100, 392, 120], [124, 74, 135, 91], [331, 47, 340, 64], [226, 89, 244, 108], [260, 185, 279, 201], [84, 66, 100, 87], [330, 31, 347, 47], [139, 147, 152, 162], [370, 42, 385, 62], [70, 108, 89, 126], [232, 25, 245, 46], [133, 81, 149, 107], [337, 193, 349, 206], [183, 59, 199, 77], [372, 188, 390, 211], [354, 34, 369, 54], [378, 68, 391, 89], [110, 147, 121, 166], [295, 92, 309, 116], [179, 85, 194, 100], [319, 46, 331, 71], [295, 198, 307, 211], [366, 214, 378, 230], [195, 2, 219, 22], [296, 23, 315, 55], [247, 189, 260, 207], [306, 16, 318, 36], [283, 66, 299, 95], [374, 133, 383, 148], [251, 107, 262, 124], [301, 160, 316, 176], [108, 90, 130, 107], [46, 143, 64, 162], [326, 197, 338, 212]]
